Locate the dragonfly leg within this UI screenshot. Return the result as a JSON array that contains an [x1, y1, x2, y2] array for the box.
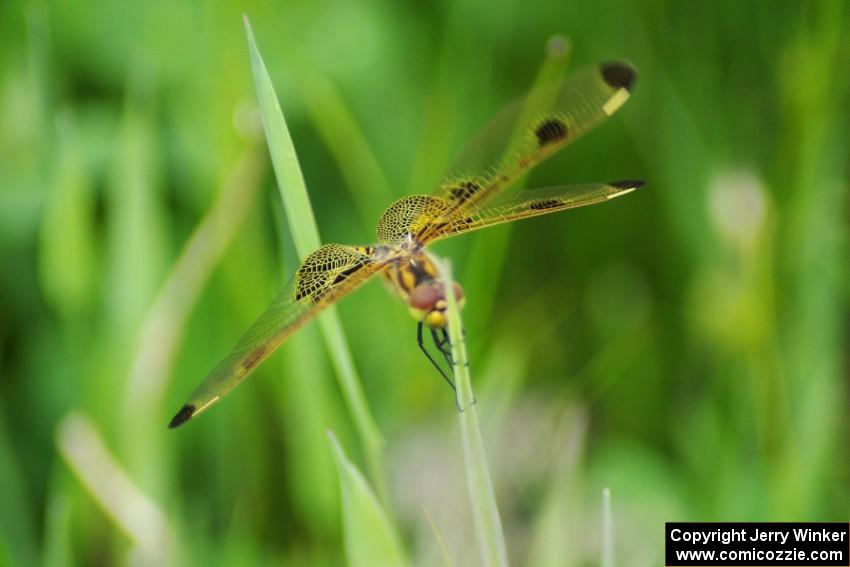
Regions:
[[436, 327, 476, 410], [434, 327, 469, 368], [417, 321, 456, 393], [432, 326, 476, 411], [431, 327, 454, 366]]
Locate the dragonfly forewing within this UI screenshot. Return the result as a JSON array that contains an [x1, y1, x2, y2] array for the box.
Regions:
[[169, 244, 386, 428]]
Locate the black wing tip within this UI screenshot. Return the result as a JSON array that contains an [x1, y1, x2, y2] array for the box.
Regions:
[[168, 404, 196, 429], [610, 179, 645, 190], [600, 61, 637, 92]]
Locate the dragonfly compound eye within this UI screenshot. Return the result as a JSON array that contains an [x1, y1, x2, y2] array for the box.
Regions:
[[409, 283, 441, 310]]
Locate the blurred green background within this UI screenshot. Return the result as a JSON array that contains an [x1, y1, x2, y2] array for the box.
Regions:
[[1, 0, 848, 565]]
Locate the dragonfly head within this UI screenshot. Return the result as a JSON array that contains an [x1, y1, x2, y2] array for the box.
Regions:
[[408, 281, 465, 328]]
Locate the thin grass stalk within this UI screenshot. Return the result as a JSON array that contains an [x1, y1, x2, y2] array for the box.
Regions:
[[0, 418, 37, 565], [291, 63, 395, 226], [56, 413, 172, 565], [125, 143, 264, 416], [327, 431, 408, 566], [440, 259, 510, 567], [462, 35, 571, 330], [243, 17, 388, 501], [602, 488, 614, 567], [423, 507, 457, 567]]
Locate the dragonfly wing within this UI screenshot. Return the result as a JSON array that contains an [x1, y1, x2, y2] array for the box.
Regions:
[[169, 243, 386, 428], [427, 180, 644, 241], [417, 61, 636, 243]]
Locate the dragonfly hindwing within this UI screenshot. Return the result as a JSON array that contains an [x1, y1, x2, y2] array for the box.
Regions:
[[376, 195, 454, 245]]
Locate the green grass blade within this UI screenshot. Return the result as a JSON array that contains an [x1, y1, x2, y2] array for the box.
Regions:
[[440, 259, 510, 567], [125, 144, 264, 417], [602, 488, 614, 567], [327, 431, 408, 567], [292, 64, 395, 226], [0, 418, 37, 566], [56, 413, 172, 563], [243, 16, 387, 500], [25, 2, 51, 154], [243, 21, 318, 254], [42, 476, 74, 567], [423, 507, 456, 567], [104, 70, 168, 338], [279, 326, 340, 534], [462, 35, 572, 331], [38, 112, 96, 318], [525, 407, 586, 567]]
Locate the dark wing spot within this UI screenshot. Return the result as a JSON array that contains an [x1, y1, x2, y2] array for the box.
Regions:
[[535, 119, 568, 146], [609, 179, 645, 189], [297, 261, 368, 303], [331, 263, 365, 287], [530, 199, 562, 211], [169, 404, 196, 429], [426, 221, 449, 235], [600, 61, 636, 92], [241, 345, 267, 371], [295, 283, 321, 303], [449, 181, 481, 202]]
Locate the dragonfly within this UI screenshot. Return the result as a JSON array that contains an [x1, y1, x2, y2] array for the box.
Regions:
[[169, 60, 642, 428]]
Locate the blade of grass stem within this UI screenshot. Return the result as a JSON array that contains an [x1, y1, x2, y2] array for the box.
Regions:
[[39, 112, 96, 318], [292, 64, 394, 225], [0, 418, 37, 566], [327, 431, 408, 567], [423, 507, 456, 567], [56, 413, 172, 564], [440, 259, 509, 567], [525, 407, 587, 567], [602, 488, 614, 567], [243, 16, 387, 501], [25, 1, 51, 150], [280, 326, 340, 533], [125, 142, 264, 417], [405, 1, 496, 196], [42, 490, 72, 567], [462, 35, 572, 330]]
